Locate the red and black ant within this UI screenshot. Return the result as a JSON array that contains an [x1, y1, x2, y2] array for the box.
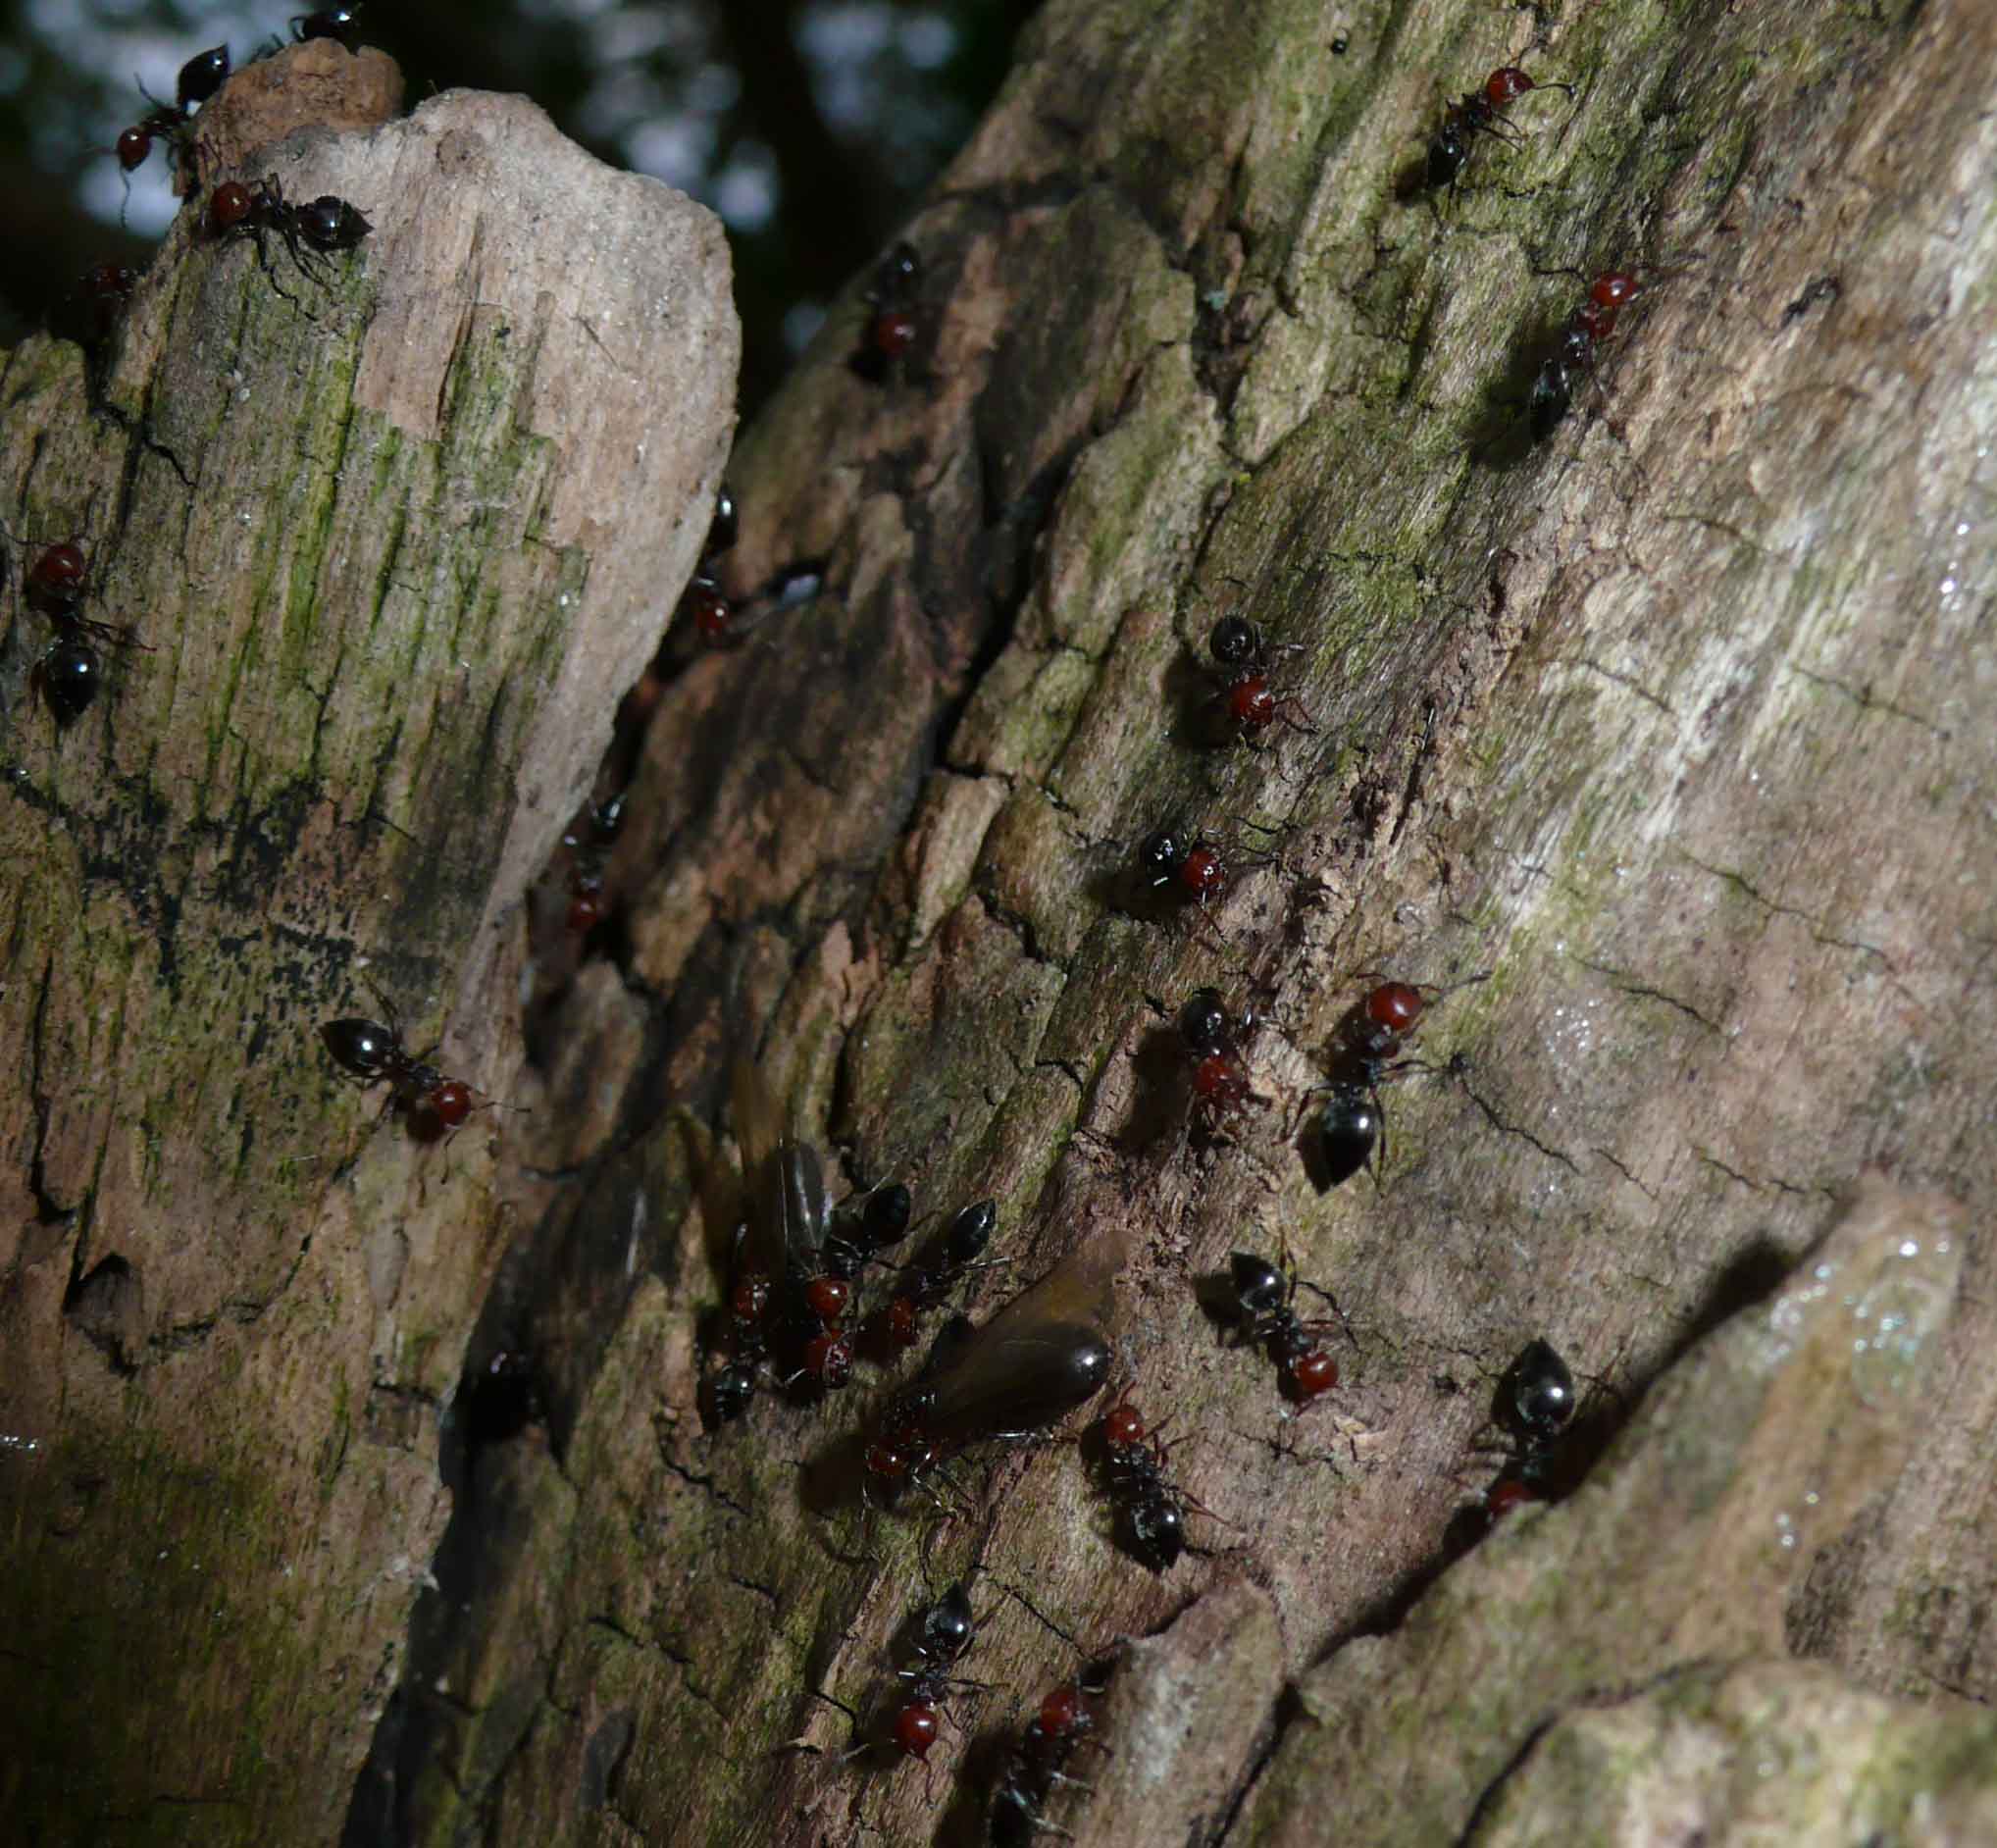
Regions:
[[852, 240, 923, 383], [207, 174, 373, 309], [1476, 1337, 1577, 1520], [991, 1664, 1113, 1846], [865, 1259, 1112, 1499], [868, 1197, 1000, 1356], [1426, 66, 1572, 200], [1094, 1385, 1223, 1570], [1222, 1250, 1352, 1404], [1528, 268, 1651, 442], [319, 1003, 494, 1142], [12, 539, 153, 725], [1202, 615, 1314, 745], [114, 44, 232, 202], [1176, 986, 1267, 1128], [561, 791, 627, 935], [1307, 974, 1483, 1186]]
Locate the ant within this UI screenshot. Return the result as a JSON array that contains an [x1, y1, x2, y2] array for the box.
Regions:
[[1137, 825, 1264, 941], [991, 1666, 1112, 1846], [319, 1002, 492, 1142], [561, 791, 627, 934], [61, 263, 138, 351], [1176, 987, 1266, 1127], [1527, 268, 1652, 442], [15, 539, 152, 725], [207, 175, 373, 308], [1202, 615, 1314, 745], [294, 6, 364, 49], [1307, 975, 1482, 1186], [865, 1260, 1112, 1499], [1426, 66, 1572, 201], [811, 1583, 985, 1787], [114, 45, 232, 200], [1475, 1338, 1584, 1521], [1222, 1250, 1352, 1404], [706, 1260, 771, 1424], [869, 1198, 1000, 1355], [1094, 1385, 1219, 1570], [852, 240, 922, 382], [681, 481, 743, 644]]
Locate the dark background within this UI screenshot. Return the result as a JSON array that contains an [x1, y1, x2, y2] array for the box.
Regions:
[[0, 0, 1032, 418]]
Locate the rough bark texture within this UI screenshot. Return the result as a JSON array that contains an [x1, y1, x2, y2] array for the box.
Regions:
[[0, 48, 737, 1847], [7, 0, 1997, 1844]]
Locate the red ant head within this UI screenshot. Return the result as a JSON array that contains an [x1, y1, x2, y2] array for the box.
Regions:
[[893, 1703, 941, 1760], [1485, 67, 1535, 105], [117, 127, 152, 171], [1365, 982, 1424, 1036], [731, 1274, 771, 1320], [1178, 845, 1226, 898], [1486, 1477, 1543, 1520], [209, 181, 254, 235], [1227, 675, 1275, 728], [686, 579, 732, 642], [1038, 1683, 1094, 1742], [803, 1331, 853, 1388], [428, 1080, 475, 1128], [804, 1277, 851, 1323], [866, 1438, 913, 1481], [565, 892, 604, 933], [1193, 1052, 1253, 1110], [1101, 1395, 1146, 1451], [30, 543, 86, 595], [1590, 272, 1638, 312], [1289, 1350, 1339, 1399], [870, 310, 918, 360]]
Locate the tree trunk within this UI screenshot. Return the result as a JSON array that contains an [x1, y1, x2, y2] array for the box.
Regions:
[[0, 45, 736, 1847], [9, 0, 1997, 1843]]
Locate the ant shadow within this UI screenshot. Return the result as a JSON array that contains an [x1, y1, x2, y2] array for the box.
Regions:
[[1467, 318, 1562, 470]]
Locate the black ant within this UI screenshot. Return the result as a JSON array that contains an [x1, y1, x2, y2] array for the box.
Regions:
[[869, 1198, 1000, 1356], [207, 175, 373, 307], [1176, 987, 1266, 1127], [319, 1005, 490, 1141], [991, 1666, 1112, 1846], [1138, 826, 1235, 922], [1222, 1251, 1351, 1404], [851, 240, 922, 383], [864, 1258, 1112, 1498], [1426, 66, 1572, 200], [1306, 975, 1481, 1186], [114, 44, 231, 200], [293, 6, 364, 49], [1095, 1385, 1220, 1570], [1528, 269, 1647, 442], [15, 539, 152, 725], [1473, 1338, 1584, 1522], [1202, 616, 1314, 744], [561, 791, 627, 935]]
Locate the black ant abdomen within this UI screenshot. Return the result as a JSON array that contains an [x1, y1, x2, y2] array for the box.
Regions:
[[293, 6, 364, 49], [177, 45, 232, 113], [39, 638, 104, 725]]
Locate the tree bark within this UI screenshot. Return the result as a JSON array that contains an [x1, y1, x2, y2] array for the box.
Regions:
[[10, 0, 1997, 1843], [0, 46, 736, 1846]]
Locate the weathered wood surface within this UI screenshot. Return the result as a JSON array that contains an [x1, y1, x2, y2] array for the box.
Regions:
[[9, 0, 1997, 1842], [468, 0, 1996, 1841], [0, 48, 736, 1846]]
